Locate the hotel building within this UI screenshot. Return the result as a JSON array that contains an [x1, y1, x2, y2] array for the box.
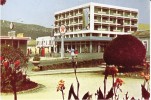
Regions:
[[54, 2, 138, 53]]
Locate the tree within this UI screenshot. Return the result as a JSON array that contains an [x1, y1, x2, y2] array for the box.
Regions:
[[1, 45, 28, 100], [103, 35, 146, 67]]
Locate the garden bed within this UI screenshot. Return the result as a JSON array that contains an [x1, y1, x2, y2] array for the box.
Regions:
[[32, 59, 104, 71], [1, 80, 38, 93]]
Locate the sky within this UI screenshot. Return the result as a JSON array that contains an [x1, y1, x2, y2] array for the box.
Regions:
[[0, 0, 150, 28]]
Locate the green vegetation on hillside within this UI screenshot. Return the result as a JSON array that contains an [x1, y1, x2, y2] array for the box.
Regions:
[[138, 23, 150, 31], [1, 20, 149, 39], [1, 20, 53, 39], [28, 39, 36, 46]]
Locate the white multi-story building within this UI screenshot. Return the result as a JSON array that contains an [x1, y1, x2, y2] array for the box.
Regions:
[[54, 2, 138, 53]]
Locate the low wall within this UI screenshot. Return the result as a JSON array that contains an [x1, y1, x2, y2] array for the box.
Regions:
[[33, 59, 104, 71]]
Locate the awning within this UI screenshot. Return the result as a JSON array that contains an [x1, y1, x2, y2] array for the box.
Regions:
[[55, 36, 113, 42]]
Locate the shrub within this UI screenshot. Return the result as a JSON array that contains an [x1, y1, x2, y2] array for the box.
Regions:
[[33, 54, 40, 61], [103, 35, 146, 67]]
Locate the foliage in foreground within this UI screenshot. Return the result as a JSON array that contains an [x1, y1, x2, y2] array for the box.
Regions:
[[1, 45, 29, 100]]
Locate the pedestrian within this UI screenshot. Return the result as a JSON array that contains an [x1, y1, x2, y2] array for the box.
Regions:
[[74, 49, 78, 58], [71, 49, 75, 59]]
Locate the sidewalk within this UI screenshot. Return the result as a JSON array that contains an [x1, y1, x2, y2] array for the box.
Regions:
[[27, 66, 105, 76]]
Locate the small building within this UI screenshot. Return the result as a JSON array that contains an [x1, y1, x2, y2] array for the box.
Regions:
[[36, 36, 56, 54], [0, 35, 31, 54]]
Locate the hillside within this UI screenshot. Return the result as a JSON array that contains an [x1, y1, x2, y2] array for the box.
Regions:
[[1, 20, 53, 39], [138, 23, 150, 31], [1, 20, 149, 39]]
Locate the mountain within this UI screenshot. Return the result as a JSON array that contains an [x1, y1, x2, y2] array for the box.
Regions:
[[1, 20, 53, 39], [1, 20, 149, 39]]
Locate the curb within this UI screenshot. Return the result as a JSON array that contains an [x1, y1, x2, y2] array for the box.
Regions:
[[28, 67, 105, 76]]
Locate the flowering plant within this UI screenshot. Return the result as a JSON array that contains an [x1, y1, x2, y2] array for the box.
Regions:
[[57, 80, 65, 100], [57, 80, 65, 92], [1, 45, 28, 100]]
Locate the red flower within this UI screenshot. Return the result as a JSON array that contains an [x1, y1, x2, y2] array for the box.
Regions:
[[3, 61, 9, 69], [0, 56, 4, 61], [57, 80, 65, 92], [144, 74, 150, 81], [105, 65, 118, 75], [140, 72, 145, 77], [14, 60, 20, 68], [111, 66, 118, 74], [114, 78, 124, 86]]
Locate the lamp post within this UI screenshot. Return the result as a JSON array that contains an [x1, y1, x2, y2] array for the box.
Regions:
[[9, 19, 23, 46], [9, 22, 15, 46], [59, 25, 66, 59]]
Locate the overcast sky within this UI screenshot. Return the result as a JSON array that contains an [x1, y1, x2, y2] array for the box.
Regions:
[[1, 0, 150, 28]]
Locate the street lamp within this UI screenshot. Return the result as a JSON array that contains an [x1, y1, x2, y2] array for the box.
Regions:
[[51, 25, 54, 37], [59, 25, 66, 58], [9, 22, 15, 46], [8, 19, 23, 48]]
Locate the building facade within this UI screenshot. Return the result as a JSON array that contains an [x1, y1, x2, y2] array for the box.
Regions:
[[0, 35, 31, 54], [36, 36, 56, 53], [54, 2, 138, 53]]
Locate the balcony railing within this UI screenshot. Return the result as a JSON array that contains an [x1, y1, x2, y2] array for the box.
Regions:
[[124, 23, 130, 25], [113, 30, 122, 32], [94, 19, 99, 22], [116, 13, 123, 16], [98, 28, 108, 31], [128, 31, 134, 33], [100, 11, 107, 14], [106, 21, 113, 23]]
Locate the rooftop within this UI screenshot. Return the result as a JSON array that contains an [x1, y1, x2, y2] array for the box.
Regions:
[[55, 2, 138, 14], [0, 36, 31, 40]]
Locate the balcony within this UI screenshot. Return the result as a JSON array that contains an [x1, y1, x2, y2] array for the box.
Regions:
[[94, 19, 99, 22], [100, 12, 107, 14], [110, 13, 116, 16], [79, 20, 83, 23], [98, 28, 108, 31], [131, 15, 137, 18], [67, 30, 72, 32], [116, 13, 123, 16], [75, 29, 81, 32], [124, 23, 130, 25], [131, 24, 137, 27], [76, 13, 82, 16], [128, 31, 134, 33], [113, 30, 122, 32], [60, 16, 64, 19], [127, 15, 131, 17], [68, 15, 72, 18], [106, 21, 113, 24]]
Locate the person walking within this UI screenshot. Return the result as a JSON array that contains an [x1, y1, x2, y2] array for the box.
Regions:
[[74, 49, 78, 58]]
